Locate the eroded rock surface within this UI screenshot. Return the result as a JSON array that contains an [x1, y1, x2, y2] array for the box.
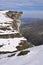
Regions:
[[0, 11, 32, 56]]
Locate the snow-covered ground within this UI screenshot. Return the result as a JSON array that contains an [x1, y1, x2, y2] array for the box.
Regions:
[[0, 30, 19, 34], [0, 45, 43, 65], [0, 37, 27, 52], [0, 10, 13, 23]]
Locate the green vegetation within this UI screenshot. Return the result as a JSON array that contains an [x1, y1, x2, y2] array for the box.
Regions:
[[16, 41, 32, 51], [20, 20, 43, 46], [17, 50, 30, 56]]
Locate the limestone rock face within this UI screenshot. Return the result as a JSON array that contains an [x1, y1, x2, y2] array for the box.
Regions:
[[6, 11, 23, 32], [0, 10, 32, 53], [6, 11, 23, 19]]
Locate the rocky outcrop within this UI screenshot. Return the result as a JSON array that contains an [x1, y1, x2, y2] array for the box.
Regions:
[[6, 11, 23, 19], [0, 10, 33, 53], [6, 11, 23, 32]]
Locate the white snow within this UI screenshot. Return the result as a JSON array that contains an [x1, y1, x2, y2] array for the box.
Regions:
[[0, 37, 27, 52], [0, 10, 13, 23], [0, 23, 11, 27], [0, 30, 19, 34], [0, 45, 43, 65], [0, 10, 9, 14]]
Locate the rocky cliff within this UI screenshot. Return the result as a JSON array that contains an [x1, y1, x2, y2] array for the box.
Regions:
[[0, 10, 32, 53]]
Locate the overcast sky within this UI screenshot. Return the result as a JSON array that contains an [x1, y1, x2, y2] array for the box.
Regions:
[[0, 0, 43, 18]]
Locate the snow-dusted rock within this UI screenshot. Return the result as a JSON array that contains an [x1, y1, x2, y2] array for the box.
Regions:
[[0, 10, 31, 52]]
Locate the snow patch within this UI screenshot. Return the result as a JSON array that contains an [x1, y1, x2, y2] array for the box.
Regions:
[[0, 10, 13, 23], [0, 37, 27, 52], [0, 45, 43, 65]]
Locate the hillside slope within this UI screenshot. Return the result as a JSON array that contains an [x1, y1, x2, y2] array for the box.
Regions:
[[0, 45, 43, 65]]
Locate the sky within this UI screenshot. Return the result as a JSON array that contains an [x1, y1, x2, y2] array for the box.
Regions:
[[0, 0, 43, 18]]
